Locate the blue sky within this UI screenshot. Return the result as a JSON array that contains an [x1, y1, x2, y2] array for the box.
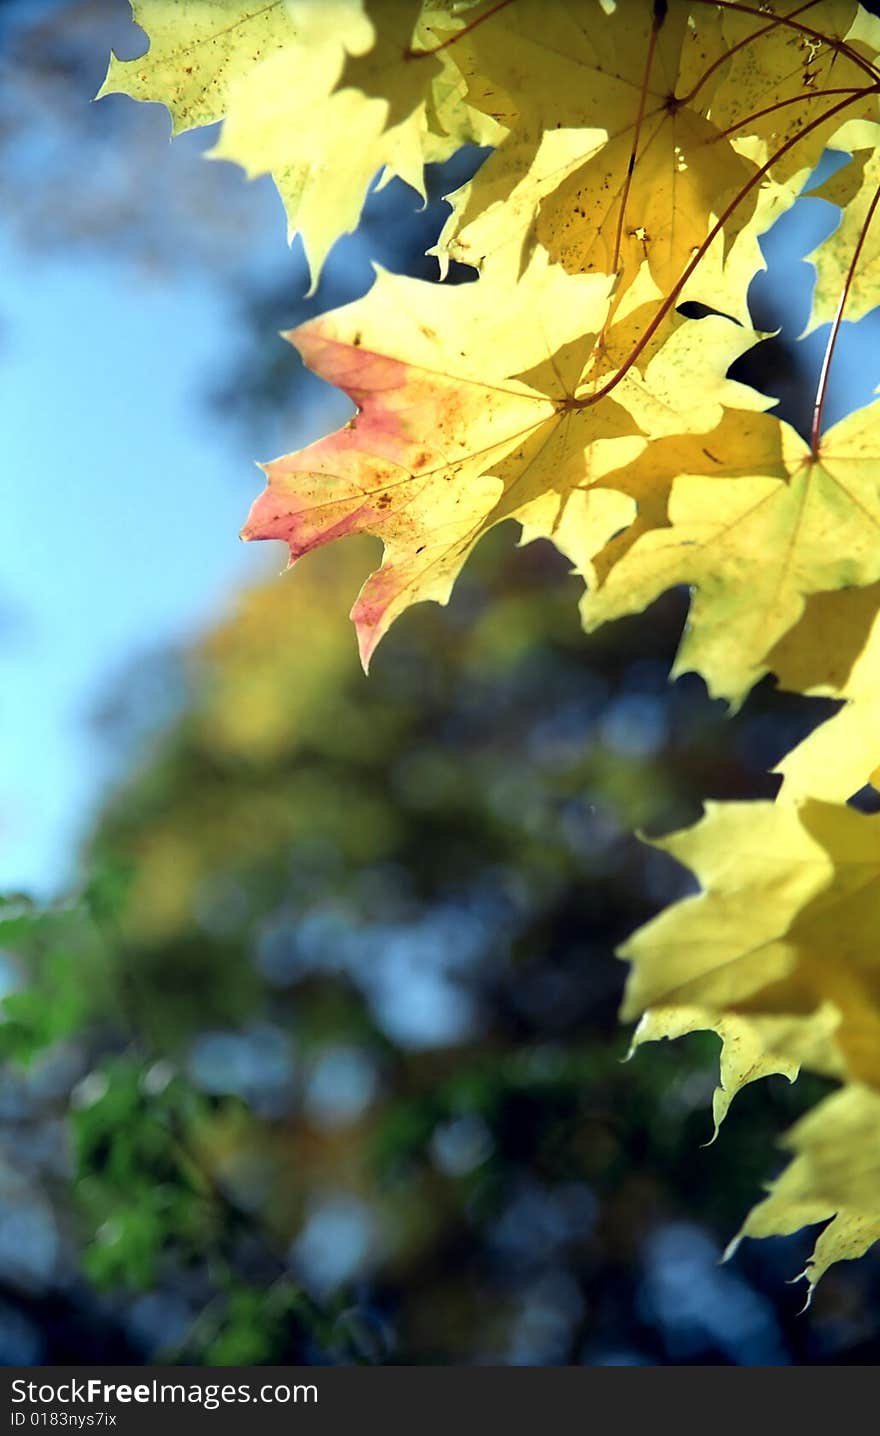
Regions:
[[0, 79, 369, 898], [0, 234, 278, 890]]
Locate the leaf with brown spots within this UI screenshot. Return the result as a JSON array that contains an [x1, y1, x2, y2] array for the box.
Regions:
[[241, 257, 765, 666], [435, 0, 878, 310], [97, 0, 499, 285]]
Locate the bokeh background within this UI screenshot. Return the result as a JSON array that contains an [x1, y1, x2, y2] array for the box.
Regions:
[[2, 0, 880, 1366]]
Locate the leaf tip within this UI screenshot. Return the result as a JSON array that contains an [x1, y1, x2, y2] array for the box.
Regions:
[[354, 615, 379, 674], [93, 52, 120, 103], [721, 1231, 742, 1265], [700, 1123, 721, 1150]]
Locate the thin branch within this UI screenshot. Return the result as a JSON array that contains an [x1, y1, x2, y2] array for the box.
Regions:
[[406, 0, 515, 59], [811, 180, 880, 455], [713, 85, 868, 142], [609, 4, 665, 277]]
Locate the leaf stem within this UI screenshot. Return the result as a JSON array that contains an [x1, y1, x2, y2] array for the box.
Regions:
[[609, 5, 664, 278], [406, 0, 515, 59], [810, 180, 880, 455], [713, 86, 868, 142]]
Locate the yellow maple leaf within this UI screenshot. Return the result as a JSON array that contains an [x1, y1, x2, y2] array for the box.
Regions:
[[770, 583, 880, 802], [622, 797, 880, 1089], [97, 0, 493, 285], [806, 138, 880, 333], [745, 802, 880, 1090], [628, 1003, 843, 1140], [97, 0, 297, 132], [581, 401, 880, 705], [727, 1083, 880, 1296], [437, 0, 760, 299], [585, 408, 778, 586], [241, 256, 765, 666], [436, 0, 879, 317], [620, 800, 836, 1022], [708, 0, 877, 183]]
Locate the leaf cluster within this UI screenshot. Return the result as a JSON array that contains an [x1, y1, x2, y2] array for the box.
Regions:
[[98, 0, 880, 1291]]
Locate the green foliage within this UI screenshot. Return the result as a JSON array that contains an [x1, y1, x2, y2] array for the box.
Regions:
[[0, 895, 102, 1064], [72, 1059, 216, 1290]]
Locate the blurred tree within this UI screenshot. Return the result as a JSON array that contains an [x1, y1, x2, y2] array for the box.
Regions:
[[6, 530, 877, 1364]]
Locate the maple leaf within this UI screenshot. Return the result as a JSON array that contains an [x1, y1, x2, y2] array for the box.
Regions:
[[708, 0, 878, 184], [435, 0, 759, 301], [622, 797, 880, 1090], [620, 800, 837, 1022], [739, 801, 880, 1091], [241, 258, 765, 667], [97, 0, 495, 285], [97, 0, 297, 131], [584, 407, 776, 586], [770, 583, 880, 801], [727, 1083, 880, 1296], [628, 1003, 842, 1140], [436, 0, 879, 314], [580, 401, 880, 705], [241, 257, 630, 666], [806, 131, 880, 332]]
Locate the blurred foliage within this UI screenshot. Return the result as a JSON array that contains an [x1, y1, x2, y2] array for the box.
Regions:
[[3, 533, 879, 1364], [0, 0, 271, 274]]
